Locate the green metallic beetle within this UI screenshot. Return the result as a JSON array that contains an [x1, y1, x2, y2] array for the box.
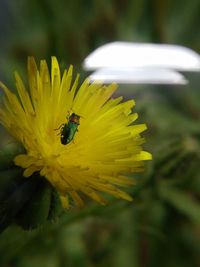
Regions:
[[59, 113, 80, 145]]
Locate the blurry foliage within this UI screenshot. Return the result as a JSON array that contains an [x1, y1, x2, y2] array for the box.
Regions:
[[0, 0, 200, 82], [0, 0, 200, 267]]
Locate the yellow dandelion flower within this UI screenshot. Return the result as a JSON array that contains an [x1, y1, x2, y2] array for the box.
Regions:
[[0, 57, 152, 208]]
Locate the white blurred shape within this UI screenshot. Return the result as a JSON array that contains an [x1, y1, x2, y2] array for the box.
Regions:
[[89, 67, 188, 85], [84, 42, 200, 72]]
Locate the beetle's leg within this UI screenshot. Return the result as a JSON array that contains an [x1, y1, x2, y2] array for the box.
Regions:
[[54, 123, 64, 131], [66, 110, 71, 120]]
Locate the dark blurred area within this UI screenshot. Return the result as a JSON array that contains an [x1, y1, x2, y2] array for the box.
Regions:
[[0, 0, 200, 267]]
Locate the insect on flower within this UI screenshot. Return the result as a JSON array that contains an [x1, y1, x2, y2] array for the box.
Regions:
[[0, 57, 152, 208], [57, 112, 81, 145]]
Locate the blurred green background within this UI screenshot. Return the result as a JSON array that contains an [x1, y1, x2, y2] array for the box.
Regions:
[[0, 0, 200, 267]]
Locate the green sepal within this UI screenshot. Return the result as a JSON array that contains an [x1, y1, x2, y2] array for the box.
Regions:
[[48, 189, 63, 221], [0, 142, 64, 232], [15, 176, 52, 230], [0, 171, 38, 233], [0, 168, 64, 232]]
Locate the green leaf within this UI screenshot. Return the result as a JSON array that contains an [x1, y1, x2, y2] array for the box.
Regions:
[[159, 185, 200, 224]]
